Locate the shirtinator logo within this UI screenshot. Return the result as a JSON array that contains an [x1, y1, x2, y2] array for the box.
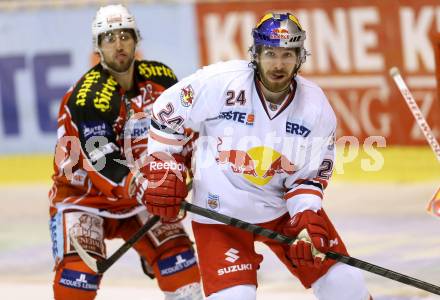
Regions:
[[225, 248, 239, 263]]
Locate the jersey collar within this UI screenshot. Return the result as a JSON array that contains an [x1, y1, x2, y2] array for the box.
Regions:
[[254, 76, 297, 120]]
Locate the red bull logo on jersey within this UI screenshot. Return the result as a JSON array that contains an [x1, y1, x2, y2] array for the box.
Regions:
[[216, 140, 297, 186], [217, 149, 259, 177], [261, 154, 296, 178], [180, 84, 194, 107]]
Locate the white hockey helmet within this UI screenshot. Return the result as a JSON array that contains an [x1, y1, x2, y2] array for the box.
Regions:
[[92, 4, 141, 51]]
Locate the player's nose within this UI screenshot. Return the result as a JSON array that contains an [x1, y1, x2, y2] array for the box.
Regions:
[[272, 57, 285, 69], [115, 37, 124, 49]]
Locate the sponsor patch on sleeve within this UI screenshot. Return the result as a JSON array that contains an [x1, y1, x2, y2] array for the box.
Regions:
[[59, 269, 100, 291], [157, 249, 197, 276], [49, 212, 64, 263], [80, 121, 112, 139], [124, 118, 150, 139]]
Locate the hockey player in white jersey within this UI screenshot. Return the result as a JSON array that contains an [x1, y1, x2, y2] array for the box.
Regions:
[[139, 12, 372, 299]]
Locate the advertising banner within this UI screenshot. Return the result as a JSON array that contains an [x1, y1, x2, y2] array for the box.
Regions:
[[0, 1, 439, 155], [196, 0, 440, 145], [0, 4, 198, 154]]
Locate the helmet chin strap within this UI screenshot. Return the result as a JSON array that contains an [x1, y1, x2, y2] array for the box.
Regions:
[[97, 49, 134, 75]]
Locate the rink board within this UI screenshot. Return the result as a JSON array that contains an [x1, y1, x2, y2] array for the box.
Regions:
[[0, 182, 439, 299], [0, 146, 438, 184]]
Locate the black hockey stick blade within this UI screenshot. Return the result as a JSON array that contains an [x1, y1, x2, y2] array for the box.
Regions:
[[181, 201, 440, 296], [71, 215, 160, 273], [70, 181, 193, 273]]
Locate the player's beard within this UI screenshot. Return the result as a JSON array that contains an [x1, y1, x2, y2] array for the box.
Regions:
[[106, 52, 135, 73], [259, 67, 294, 93]]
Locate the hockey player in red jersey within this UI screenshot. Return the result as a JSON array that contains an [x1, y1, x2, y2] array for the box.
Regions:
[[48, 4, 201, 300], [140, 12, 372, 299]]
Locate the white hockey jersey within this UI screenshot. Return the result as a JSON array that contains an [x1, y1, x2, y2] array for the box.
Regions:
[[148, 60, 336, 224]]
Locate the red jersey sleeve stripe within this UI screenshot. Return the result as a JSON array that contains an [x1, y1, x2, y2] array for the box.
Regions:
[[313, 178, 329, 189], [284, 189, 323, 201], [294, 178, 328, 189]]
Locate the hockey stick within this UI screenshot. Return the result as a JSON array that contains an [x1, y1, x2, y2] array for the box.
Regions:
[[181, 200, 440, 296], [70, 181, 193, 273], [389, 67, 440, 162], [70, 215, 160, 273], [427, 187, 440, 217], [389, 67, 440, 217]]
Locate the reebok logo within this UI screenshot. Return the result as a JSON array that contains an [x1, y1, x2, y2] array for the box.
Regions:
[[150, 161, 185, 172], [225, 248, 239, 263]]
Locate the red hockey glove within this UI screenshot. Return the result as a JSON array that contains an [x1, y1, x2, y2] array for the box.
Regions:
[[283, 209, 330, 268], [125, 152, 188, 220]]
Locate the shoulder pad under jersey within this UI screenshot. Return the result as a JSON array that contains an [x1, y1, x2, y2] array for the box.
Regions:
[[69, 64, 121, 114], [135, 60, 178, 88]]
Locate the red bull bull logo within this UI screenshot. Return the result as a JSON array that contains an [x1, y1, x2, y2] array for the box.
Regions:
[[270, 28, 289, 40], [262, 154, 297, 178], [216, 140, 296, 186], [216, 149, 258, 177], [180, 85, 194, 107]]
